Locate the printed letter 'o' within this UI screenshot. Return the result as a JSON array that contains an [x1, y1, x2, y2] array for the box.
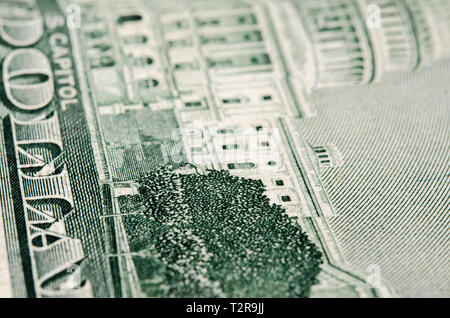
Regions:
[[3, 49, 54, 111], [0, 4, 43, 47]]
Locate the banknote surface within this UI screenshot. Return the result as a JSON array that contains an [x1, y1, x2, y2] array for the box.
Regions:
[[0, 0, 448, 298]]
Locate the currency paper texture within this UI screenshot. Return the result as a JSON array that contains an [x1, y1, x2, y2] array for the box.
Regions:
[[0, 0, 448, 298]]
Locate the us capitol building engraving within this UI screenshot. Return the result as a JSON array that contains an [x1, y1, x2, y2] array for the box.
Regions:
[[0, 0, 448, 298]]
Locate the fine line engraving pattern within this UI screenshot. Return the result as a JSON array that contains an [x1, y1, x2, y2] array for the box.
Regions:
[[0, 0, 448, 298]]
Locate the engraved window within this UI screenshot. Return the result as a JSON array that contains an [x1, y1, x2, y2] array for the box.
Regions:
[[227, 162, 255, 170], [200, 30, 263, 45], [122, 35, 148, 44], [172, 20, 188, 29], [196, 14, 257, 27], [138, 79, 159, 89], [310, 144, 342, 170], [207, 58, 233, 68], [167, 38, 193, 48], [85, 29, 107, 39], [196, 18, 221, 27], [243, 30, 262, 42], [207, 53, 270, 68], [131, 56, 153, 66], [90, 55, 115, 68], [222, 98, 241, 104], [90, 43, 113, 53], [185, 100, 204, 108], [237, 14, 257, 25], [222, 144, 239, 150], [200, 35, 227, 44], [217, 128, 235, 134], [249, 53, 271, 65], [267, 160, 277, 166], [174, 61, 199, 70], [117, 14, 143, 25]]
